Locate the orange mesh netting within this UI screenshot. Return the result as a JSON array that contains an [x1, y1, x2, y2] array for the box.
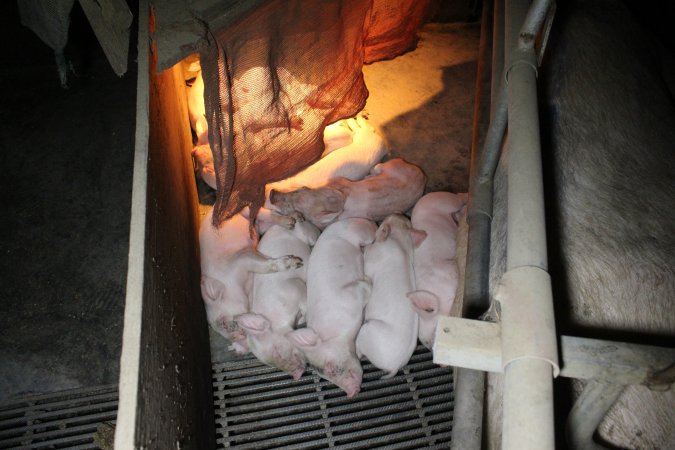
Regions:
[[199, 0, 431, 227]]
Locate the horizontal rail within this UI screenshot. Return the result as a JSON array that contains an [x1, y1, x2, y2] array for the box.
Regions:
[[435, 317, 675, 387]]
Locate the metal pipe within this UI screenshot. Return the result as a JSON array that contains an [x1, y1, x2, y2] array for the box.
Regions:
[[451, 0, 495, 445], [501, 0, 557, 448], [451, 0, 506, 446], [491, 0, 505, 119], [519, 0, 552, 49], [566, 380, 626, 450]]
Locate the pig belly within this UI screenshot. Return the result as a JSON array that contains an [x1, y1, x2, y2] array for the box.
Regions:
[[477, 2, 675, 449]]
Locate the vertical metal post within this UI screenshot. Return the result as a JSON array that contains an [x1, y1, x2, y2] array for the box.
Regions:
[[501, 0, 556, 449], [450, 1, 498, 447], [450, 1, 506, 447]]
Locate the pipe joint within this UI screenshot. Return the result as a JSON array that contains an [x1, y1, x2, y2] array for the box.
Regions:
[[497, 266, 560, 377], [467, 207, 493, 222], [505, 52, 538, 85]]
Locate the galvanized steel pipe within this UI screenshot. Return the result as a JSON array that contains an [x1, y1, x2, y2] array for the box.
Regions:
[[451, 1, 500, 447], [501, 0, 557, 449]]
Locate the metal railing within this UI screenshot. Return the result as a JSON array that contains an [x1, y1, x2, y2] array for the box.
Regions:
[[443, 0, 675, 449]]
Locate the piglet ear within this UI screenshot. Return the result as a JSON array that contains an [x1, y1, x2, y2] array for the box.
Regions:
[[201, 276, 226, 302], [375, 223, 391, 242], [288, 327, 321, 349], [407, 290, 440, 316], [409, 229, 427, 248], [236, 313, 271, 335], [315, 189, 346, 225]]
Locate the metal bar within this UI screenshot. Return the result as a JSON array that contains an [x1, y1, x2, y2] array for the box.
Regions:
[[518, 0, 552, 49], [451, 1, 497, 448], [566, 380, 626, 450], [435, 317, 675, 385], [501, 0, 557, 447], [559, 336, 675, 386], [435, 318, 502, 373], [464, 0, 498, 318]]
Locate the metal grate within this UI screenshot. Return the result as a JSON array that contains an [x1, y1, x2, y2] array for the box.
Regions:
[[0, 347, 452, 449], [213, 345, 454, 449], [0, 385, 118, 449]]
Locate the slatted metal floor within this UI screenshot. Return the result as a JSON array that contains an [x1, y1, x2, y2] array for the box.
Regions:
[[0, 385, 118, 449], [0, 346, 453, 449], [213, 345, 454, 449]]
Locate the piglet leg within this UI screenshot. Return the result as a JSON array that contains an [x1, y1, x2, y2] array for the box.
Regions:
[[235, 248, 303, 274]]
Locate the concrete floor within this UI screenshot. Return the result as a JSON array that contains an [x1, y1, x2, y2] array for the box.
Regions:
[[0, 1, 478, 400], [0, 3, 136, 401]]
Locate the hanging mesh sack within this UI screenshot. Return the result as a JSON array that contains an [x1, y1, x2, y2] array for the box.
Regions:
[[200, 0, 431, 227]]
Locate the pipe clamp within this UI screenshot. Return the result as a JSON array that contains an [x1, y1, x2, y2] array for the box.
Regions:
[[498, 266, 560, 377]]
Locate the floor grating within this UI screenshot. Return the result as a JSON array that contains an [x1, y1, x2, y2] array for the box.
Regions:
[[0, 385, 118, 449], [0, 346, 453, 449], [212, 345, 454, 449]]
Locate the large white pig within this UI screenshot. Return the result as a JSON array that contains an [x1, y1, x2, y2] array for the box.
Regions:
[[356, 214, 427, 378], [236, 219, 320, 380], [199, 208, 303, 354], [270, 158, 427, 229], [407, 191, 467, 349], [288, 218, 377, 398], [471, 2, 675, 448]]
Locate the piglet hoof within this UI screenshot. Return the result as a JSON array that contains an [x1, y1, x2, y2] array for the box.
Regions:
[[271, 255, 303, 272], [290, 211, 305, 223], [228, 340, 249, 355], [291, 367, 305, 381], [276, 214, 296, 230]]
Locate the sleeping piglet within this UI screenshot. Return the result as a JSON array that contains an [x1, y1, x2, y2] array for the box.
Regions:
[[288, 218, 377, 398], [264, 115, 388, 205], [270, 158, 426, 229], [356, 214, 427, 377], [236, 219, 320, 379], [199, 208, 303, 354], [407, 191, 467, 349]]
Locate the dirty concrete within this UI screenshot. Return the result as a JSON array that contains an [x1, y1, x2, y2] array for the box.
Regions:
[[0, 2, 135, 401]]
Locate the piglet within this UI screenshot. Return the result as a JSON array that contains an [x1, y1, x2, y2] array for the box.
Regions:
[[188, 70, 209, 146], [236, 219, 320, 379], [270, 158, 426, 229], [356, 214, 427, 377], [288, 218, 377, 398], [190, 115, 386, 193], [265, 115, 388, 204], [407, 192, 468, 349], [192, 144, 216, 189], [188, 71, 217, 188], [199, 208, 303, 354]]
